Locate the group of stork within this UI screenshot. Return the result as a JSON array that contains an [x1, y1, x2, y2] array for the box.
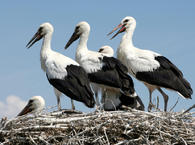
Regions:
[[18, 16, 193, 116]]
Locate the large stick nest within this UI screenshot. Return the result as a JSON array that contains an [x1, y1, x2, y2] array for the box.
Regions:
[[0, 107, 195, 145]]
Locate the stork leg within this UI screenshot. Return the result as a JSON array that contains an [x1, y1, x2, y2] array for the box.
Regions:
[[71, 99, 75, 110], [158, 88, 169, 112], [56, 94, 61, 110], [101, 89, 107, 110], [94, 90, 104, 111], [95, 91, 100, 108], [94, 90, 100, 111], [147, 89, 153, 112], [91, 84, 100, 110], [54, 88, 62, 111]]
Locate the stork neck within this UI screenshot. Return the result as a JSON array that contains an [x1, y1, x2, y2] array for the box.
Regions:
[[40, 32, 53, 72], [77, 32, 89, 51], [41, 32, 52, 53], [120, 27, 135, 47]]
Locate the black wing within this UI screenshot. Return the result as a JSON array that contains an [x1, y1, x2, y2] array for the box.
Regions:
[[88, 56, 135, 96], [47, 65, 95, 108], [136, 56, 193, 98]]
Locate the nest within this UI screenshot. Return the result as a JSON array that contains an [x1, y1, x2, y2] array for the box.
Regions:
[[0, 106, 195, 145]]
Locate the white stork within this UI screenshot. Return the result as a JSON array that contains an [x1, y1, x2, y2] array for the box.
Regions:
[[17, 96, 45, 116], [98, 45, 114, 57], [108, 16, 193, 111], [98, 46, 145, 111], [65, 21, 137, 109], [26, 22, 95, 110]]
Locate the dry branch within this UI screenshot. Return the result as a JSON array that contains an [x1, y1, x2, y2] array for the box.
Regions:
[[0, 108, 194, 145]]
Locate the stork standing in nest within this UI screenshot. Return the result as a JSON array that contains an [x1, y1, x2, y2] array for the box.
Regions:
[[98, 45, 144, 111], [108, 16, 193, 111], [26, 22, 95, 110], [65, 21, 138, 109]]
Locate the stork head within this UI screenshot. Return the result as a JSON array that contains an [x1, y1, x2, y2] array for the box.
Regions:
[[26, 22, 54, 48], [108, 16, 136, 39], [98, 45, 114, 57], [17, 96, 45, 116], [65, 21, 90, 49], [30, 95, 45, 110]]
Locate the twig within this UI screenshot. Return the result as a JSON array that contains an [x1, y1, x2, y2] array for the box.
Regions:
[[0, 107, 194, 144], [169, 97, 180, 112], [115, 140, 128, 145], [183, 104, 195, 114], [38, 136, 50, 145], [29, 135, 38, 145], [180, 137, 188, 145], [103, 127, 110, 145]]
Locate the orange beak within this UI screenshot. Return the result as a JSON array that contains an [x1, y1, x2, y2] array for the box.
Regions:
[[107, 23, 126, 39]]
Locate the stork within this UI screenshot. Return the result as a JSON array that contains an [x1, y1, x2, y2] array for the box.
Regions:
[[98, 46, 145, 111], [108, 16, 193, 111], [26, 22, 95, 110], [17, 96, 45, 116], [65, 21, 137, 109], [98, 45, 114, 57]]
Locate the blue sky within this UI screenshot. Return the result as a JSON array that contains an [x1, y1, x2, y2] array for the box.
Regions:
[[0, 0, 194, 118]]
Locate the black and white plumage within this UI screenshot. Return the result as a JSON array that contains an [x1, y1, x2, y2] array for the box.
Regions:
[[17, 96, 45, 116], [65, 21, 137, 109], [98, 46, 145, 111], [26, 22, 95, 110], [108, 16, 193, 111]]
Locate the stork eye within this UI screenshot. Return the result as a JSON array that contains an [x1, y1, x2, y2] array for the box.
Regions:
[[99, 48, 104, 52], [29, 99, 34, 104], [75, 26, 80, 30], [124, 19, 129, 23], [38, 27, 43, 32]]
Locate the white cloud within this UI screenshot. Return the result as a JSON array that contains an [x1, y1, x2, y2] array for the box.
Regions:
[[0, 95, 27, 119]]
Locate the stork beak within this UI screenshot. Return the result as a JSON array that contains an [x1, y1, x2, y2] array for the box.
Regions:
[[26, 28, 43, 48], [107, 24, 122, 36], [17, 100, 33, 116], [107, 24, 126, 39], [65, 29, 80, 49]]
